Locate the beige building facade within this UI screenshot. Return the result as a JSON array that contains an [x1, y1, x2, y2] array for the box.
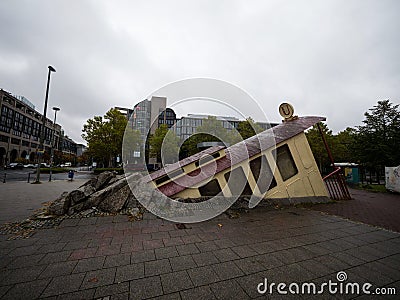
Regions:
[[0, 89, 62, 166]]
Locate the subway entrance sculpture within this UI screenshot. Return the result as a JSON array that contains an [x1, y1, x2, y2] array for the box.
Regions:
[[123, 104, 332, 223]]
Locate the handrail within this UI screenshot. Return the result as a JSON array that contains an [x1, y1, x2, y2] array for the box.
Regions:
[[322, 167, 341, 181], [323, 167, 352, 200]]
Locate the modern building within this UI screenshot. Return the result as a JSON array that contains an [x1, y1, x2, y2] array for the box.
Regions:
[[61, 135, 77, 156], [121, 97, 278, 166], [158, 108, 176, 129], [128, 96, 170, 140], [0, 89, 76, 166], [76, 143, 87, 157], [173, 114, 276, 142]]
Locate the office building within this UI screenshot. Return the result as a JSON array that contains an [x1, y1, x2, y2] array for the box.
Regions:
[[0, 89, 76, 166]]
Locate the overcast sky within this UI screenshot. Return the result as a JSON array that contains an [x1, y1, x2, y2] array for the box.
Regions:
[[1, 0, 399, 144]]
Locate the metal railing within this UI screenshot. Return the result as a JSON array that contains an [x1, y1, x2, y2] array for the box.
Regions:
[[323, 167, 352, 200]]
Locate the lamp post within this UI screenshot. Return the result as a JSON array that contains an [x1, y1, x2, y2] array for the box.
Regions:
[[34, 65, 56, 183], [49, 106, 60, 181]]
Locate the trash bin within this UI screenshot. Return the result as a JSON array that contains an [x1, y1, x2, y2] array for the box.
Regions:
[[68, 170, 74, 181]]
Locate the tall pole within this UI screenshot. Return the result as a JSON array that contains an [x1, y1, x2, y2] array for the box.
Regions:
[[34, 65, 56, 183], [49, 107, 60, 181]]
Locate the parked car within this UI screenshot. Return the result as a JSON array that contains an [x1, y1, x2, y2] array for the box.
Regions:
[[5, 163, 24, 170], [24, 164, 35, 168]]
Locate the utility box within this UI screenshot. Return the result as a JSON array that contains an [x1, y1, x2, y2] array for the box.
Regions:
[[385, 166, 400, 193]]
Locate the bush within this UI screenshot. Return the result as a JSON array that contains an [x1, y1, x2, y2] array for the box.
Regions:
[[93, 168, 124, 175]]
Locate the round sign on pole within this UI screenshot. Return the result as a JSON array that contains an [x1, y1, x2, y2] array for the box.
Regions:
[[279, 103, 297, 121]]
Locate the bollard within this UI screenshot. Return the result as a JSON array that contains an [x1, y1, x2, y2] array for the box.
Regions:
[[27, 172, 31, 183], [3, 173, 6, 183]]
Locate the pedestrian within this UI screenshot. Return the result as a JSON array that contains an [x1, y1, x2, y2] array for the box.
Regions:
[[68, 170, 74, 181]]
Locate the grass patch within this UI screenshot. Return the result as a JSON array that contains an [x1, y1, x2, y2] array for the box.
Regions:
[[356, 184, 387, 193]]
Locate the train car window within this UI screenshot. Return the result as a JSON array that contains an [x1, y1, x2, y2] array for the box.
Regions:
[[274, 144, 298, 181], [198, 179, 222, 196], [224, 167, 253, 196], [155, 168, 184, 185], [249, 155, 277, 193]]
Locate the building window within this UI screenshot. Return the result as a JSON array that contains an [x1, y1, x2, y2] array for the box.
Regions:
[[198, 179, 222, 197], [249, 155, 277, 193], [274, 144, 298, 181], [11, 138, 20, 145], [224, 167, 253, 196]]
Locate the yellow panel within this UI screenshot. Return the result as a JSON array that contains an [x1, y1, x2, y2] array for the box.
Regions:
[[174, 187, 201, 199], [307, 169, 329, 196], [287, 178, 309, 197], [303, 175, 315, 195], [267, 188, 289, 199], [294, 134, 314, 169]]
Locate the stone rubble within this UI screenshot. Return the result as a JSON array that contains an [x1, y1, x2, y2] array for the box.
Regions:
[[47, 171, 144, 216]]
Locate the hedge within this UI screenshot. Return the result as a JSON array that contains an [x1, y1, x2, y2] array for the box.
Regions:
[[93, 168, 124, 175]]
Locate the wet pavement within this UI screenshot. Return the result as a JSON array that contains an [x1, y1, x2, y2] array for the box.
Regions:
[[311, 188, 400, 233], [0, 182, 399, 299], [0, 179, 86, 224]]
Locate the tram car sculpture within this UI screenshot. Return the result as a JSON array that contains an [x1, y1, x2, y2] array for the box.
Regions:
[[142, 104, 330, 205]]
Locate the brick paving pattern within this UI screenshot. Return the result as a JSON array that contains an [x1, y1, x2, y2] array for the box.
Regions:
[[311, 188, 400, 233], [1, 207, 399, 299]]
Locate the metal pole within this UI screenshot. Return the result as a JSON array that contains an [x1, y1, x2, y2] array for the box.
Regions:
[[49, 107, 60, 182], [34, 66, 56, 183], [317, 123, 335, 166]]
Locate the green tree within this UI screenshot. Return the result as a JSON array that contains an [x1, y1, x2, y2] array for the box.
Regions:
[[149, 125, 180, 165], [180, 116, 239, 157], [331, 127, 357, 163], [82, 108, 127, 167], [237, 117, 264, 140], [355, 100, 400, 168]]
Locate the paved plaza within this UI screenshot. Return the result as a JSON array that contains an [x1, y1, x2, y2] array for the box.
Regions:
[[311, 188, 400, 233], [0, 181, 399, 299], [0, 179, 86, 224]]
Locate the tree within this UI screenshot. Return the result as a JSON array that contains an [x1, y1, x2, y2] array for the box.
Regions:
[[82, 108, 127, 167], [355, 100, 400, 168], [237, 117, 264, 140], [331, 127, 357, 163], [180, 116, 239, 157], [77, 151, 91, 166], [306, 122, 334, 173], [149, 125, 180, 165]]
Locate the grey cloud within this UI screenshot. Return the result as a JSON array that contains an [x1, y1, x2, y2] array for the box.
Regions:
[[0, 0, 399, 143]]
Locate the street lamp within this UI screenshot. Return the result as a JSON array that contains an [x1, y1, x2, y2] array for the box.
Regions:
[[34, 65, 56, 183], [49, 106, 60, 181]]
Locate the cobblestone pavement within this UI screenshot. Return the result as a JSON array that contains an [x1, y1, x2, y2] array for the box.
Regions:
[[311, 188, 400, 233], [1, 207, 399, 299]]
